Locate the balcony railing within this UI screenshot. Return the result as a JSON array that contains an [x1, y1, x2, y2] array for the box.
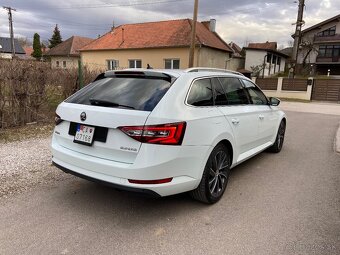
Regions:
[[314, 34, 340, 43], [316, 56, 340, 63]]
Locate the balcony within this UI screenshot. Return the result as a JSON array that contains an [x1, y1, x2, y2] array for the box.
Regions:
[[314, 34, 340, 43], [316, 56, 340, 64]]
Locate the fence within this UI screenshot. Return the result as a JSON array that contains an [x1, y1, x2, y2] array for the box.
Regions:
[[0, 59, 98, 128], [254, 77, 340, 102], [253, 77, 312, 101]]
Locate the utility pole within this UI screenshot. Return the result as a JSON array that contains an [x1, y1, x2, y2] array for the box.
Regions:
[[292, 0, 305, 77], [188, 0, 198, 68], [3, 6, 17, 58]]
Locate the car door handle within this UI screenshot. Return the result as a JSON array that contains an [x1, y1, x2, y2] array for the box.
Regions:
[[259, 115, 264, 120], [231, 118, 240, 125]]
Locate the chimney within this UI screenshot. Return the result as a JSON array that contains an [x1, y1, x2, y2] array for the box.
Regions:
[[209, 19, 216, 32]]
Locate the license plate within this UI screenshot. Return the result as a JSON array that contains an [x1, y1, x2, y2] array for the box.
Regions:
[[74, 124, 95, 145]]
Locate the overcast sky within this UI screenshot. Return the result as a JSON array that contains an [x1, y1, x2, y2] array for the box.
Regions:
[[0, 0, 339, 48]]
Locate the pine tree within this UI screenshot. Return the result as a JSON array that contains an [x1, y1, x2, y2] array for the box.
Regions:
[[32, 33, 42, 60], [49, 24, 62, 49]]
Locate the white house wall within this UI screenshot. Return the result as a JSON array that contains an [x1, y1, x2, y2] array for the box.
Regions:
[[245, 49, 285, 77], [245, 50, 266, 71]]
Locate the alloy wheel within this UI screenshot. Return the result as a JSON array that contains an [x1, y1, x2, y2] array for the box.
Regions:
[[208, 150, 230, 197]]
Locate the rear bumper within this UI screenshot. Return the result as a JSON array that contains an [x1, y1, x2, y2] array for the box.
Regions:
[[53, 162, 161, 197], [51, 136, 211, 197]]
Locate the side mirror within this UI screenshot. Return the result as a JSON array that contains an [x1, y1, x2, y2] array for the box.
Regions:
[[269, 97, 280, 106]]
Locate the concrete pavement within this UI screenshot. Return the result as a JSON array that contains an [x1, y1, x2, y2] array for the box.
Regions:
[[279, 101, 340, 153], [280, 101, 340, 116], [0, 111, 339, 255]]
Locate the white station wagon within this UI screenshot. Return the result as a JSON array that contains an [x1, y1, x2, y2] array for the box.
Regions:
[[52, 68, 286, 204]]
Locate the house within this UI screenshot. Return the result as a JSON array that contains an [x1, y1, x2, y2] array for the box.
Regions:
[[0, 37, 25, 59], [244, 41, 288, 77], [80, 19, 233, 70], [295, 14, 340, 75], [227, 42, 245, 72], [23, 46, 49, 60], [46, 36, 94, 69]]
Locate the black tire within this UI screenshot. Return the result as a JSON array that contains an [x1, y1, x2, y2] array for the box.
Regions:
[[268, 119, 286, 153], [190, 143, 231, 204]]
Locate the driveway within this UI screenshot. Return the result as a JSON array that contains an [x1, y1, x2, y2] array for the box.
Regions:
[[0, 108, 339, 254]]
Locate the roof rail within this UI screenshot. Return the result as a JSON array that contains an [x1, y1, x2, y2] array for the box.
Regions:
[[185, 67, 244, 76]]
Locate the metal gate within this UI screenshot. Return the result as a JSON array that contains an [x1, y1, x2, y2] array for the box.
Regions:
[[312, 79, 340, 102]]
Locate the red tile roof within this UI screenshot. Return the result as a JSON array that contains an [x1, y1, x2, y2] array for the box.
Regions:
[[47, 36, 94, 57], [24, 46, 33, 56], [248, 41, 277, 50], [80, 19, 232, 52]]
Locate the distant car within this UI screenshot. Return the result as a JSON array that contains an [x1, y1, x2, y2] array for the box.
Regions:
[[51, 68, 286, 204]]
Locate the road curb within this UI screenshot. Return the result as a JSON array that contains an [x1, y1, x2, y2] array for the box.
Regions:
[[336, 122, 340, 154]]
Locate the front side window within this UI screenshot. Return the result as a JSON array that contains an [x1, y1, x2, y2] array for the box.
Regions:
[[63, 61, 66, 68], [107, 59, 119, 70], [129, 59, 142, 68], [164, 59, 180, 69], [56, 61, 59, 67], [187, 79, 213, 106], [218, 77, 249, 105], [242, 79, 268, 105]]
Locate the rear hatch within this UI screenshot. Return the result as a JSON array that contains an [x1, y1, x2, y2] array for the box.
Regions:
[[54, 71, 174, 164]]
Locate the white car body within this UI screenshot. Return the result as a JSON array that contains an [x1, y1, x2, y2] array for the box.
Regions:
[[51, 68, 286, 198]]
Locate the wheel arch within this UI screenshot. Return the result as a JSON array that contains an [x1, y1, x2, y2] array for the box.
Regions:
[[216, 139, 234, 166]]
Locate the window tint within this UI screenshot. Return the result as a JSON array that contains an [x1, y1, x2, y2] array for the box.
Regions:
[[218, 77, 249, 105], [66, 77, 171, 111], [187, 79, 213, 106], [242, 79, 268, 105], [212, 78, 228, 106]]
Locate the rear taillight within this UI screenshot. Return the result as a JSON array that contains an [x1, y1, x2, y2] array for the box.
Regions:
[[118, 122, 186, 145], [55, 113, 63, 125]]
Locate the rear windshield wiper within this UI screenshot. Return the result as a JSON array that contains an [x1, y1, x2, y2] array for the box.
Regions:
[[89, 98, 135, 109]]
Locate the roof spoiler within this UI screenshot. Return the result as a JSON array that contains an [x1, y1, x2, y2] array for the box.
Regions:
[[96, 70, 174, 82]]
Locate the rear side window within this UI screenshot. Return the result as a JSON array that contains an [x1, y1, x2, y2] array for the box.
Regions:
[[218, 77, 249, 105], [212, 78, 228, 106], [187, 79, 213, 106], [66, 77, 171, 111]]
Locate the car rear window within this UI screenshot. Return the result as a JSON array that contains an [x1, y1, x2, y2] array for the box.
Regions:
[[65, 77, 172, 111]]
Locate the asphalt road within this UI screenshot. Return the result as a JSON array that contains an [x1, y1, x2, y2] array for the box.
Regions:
[[0, 111, 339, 255]]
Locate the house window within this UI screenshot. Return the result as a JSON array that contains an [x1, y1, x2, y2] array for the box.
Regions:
[[107, 59, 119, 70], [56, 61, 59, 68], [164, 59, 180, 69], [63, 61, 66, 68], [317, 26, 336, 37], [318, 45, 340, 57], [128, 59, 142, 68], [277, 57, 281, 65], [266, 54, 272, 63], [272, 55, 277, 64]]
